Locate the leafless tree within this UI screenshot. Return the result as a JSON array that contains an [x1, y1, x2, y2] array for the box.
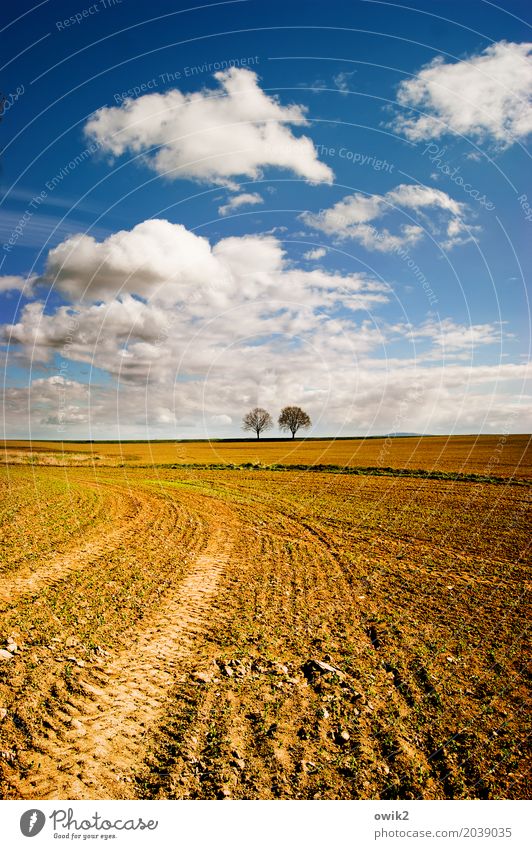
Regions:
[[278, 406, 311, 439], [242, 407, 273, 439]]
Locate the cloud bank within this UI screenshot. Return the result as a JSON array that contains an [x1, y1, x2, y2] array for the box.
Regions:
[[1, 217, 527, 438]]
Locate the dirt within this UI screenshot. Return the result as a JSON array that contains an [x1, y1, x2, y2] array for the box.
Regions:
[[0, 450, 529, 801], [10, 504, 237, 800]]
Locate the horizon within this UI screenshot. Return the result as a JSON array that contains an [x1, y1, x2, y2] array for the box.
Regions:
[[2, 432, 530, 444]]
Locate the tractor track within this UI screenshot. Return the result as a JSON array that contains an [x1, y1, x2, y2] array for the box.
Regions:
[[11, 501, 237, 800], [0, 482, 162, 608]]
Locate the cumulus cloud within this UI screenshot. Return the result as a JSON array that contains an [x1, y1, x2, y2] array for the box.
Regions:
[[25, 219, 221, 304], [301, 183, 476, 251], [85, 68, 334, 186], [303, 248, 326, 260], [0, 219, 390, 396], [391, 41, 532, 146], [0, 219, 386, 311], [218, 192, 264, 216], [386, 184, 463, 216]]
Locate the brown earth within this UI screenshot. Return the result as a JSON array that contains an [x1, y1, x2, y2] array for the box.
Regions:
[[0, 442, 530, 800], [2, 433, 531, 478]]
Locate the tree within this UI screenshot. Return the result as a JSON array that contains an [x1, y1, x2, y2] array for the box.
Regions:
[[278, 405, 311, 439], [242, 407, 273, 440]]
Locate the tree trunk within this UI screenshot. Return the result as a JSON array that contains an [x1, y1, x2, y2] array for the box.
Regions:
[[292, 431, 295, 438], [257, 430, 260, 439]]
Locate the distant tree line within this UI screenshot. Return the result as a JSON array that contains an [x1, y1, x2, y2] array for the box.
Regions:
[[242, 406, 311, 439]]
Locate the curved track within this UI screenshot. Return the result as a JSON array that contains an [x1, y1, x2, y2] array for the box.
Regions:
[[12, 503, 237, 799]]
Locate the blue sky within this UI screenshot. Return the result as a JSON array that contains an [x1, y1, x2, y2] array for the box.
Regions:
[[1, 0, 530, 438]]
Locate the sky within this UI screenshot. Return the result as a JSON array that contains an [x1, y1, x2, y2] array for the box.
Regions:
[[0, 0, 530, 439]]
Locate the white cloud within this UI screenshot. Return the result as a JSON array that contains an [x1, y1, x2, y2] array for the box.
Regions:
[[0, 275, 36, 295], [386, 184, 464, 216], [303, 248, 326, 260], [85, 68, 334, 186], [307, 78, 327, 94], [32, 219, 222, 304], [391, 41, 532, 146], [218, 192, 264, 216], [2, 219, 528, 438], [396, 318, 506, 355], [333, 70, 356, 95], [2, 218, 386, 311], [301, 183, 475, 251], [339, 223, 423, 253], [2, 375, 89, 430]]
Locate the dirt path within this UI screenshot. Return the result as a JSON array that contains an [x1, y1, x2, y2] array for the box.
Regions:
[[13, 502, 237, 800]]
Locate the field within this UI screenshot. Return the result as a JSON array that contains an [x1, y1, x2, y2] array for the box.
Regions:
[[2, 434, 531, 479], [0, 436, 530, 800]]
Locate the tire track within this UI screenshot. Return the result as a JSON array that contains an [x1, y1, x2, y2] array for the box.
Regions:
[[13, 501, 238, 800], [0, 482, 166, 608]]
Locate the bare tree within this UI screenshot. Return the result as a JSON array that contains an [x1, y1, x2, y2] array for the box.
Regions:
[[242, 407, 273, 440], [278, 406, 311, 439]]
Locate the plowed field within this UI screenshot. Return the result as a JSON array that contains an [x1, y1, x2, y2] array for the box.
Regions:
[[0, 438, 530, 800]]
